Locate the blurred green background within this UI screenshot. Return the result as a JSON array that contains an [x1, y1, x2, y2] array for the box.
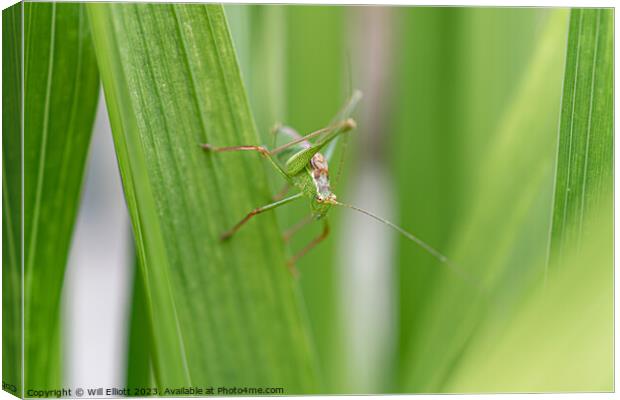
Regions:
[[225, 6, 612, 393]]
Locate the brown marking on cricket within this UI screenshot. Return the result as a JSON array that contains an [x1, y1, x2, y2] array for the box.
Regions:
[[310, 153, 336, 202]]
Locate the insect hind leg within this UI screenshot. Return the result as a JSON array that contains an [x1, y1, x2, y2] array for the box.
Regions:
[[220, 193, 303, 241], [287, 220, 330, 270]]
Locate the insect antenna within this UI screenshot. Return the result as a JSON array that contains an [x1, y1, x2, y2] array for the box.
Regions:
[[331, 200, 482, 289], [331, 53, 354, 191], [332, 130, 350, 191], [324, 90, 363, 161]]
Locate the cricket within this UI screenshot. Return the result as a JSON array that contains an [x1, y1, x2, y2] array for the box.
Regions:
[[200, 90, 459, 276]]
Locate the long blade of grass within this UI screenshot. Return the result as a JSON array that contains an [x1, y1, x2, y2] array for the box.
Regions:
[[126, 258, 154, 390], [392, 11, 551, 387], [546, 8, 613, 279], [22, 2, 99, 389], [3, 3, 23, 396], [448, 19, 614, 377], [397, 10, 569, 392], [446, 193, 612, 392], [392, 10, 470, 389], [440, 11, 613, 390], [87, 3, 318, 390]]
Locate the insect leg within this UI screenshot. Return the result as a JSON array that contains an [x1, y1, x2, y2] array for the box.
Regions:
[[200, 143, 271, 155], [270, 119, 355, 156], [220, 193, 304, 241], [283, 214, 313, 242], [287, 220, 330, 267], [200, 143, 290, 180]]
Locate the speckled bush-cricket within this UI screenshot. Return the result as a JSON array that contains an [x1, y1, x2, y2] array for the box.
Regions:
[[200, 91, 457, 274]]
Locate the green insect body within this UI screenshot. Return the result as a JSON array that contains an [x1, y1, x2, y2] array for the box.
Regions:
[[283, 119, 355, 175], [279, 120, 356, 219]]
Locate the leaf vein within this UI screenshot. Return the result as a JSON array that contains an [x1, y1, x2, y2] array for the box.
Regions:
[[577, 9, 601, 235], [25, 3, 57, 305], [558, 9, 583, 260]]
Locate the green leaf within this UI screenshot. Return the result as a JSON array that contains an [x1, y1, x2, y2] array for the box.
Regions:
[[394, 9, 570, 392], [23, 2, 99, 388], [547, 8, 613, 279], [444, 11, 614, 390], [446, 193, 612, 392], [3, 3, 22, 395], [87, 3, 318, 391], [126, 259, 154, 390], [391, 9, 475, 388]]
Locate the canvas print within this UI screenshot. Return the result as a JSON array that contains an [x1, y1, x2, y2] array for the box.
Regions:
[[2, 2, 613, 397]]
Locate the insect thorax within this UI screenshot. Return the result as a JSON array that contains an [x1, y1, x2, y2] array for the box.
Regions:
[[309, 153, 334, 201], [309, 153, 336, 219], [289, 152, 336, 219]]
